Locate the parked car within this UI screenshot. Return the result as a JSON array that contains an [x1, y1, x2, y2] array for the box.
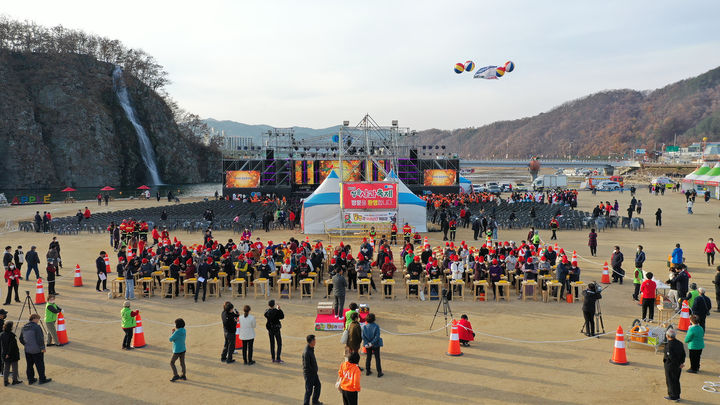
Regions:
[[500, 183, 513, 192], [597, 181, 621, 191], [487, 185, 502, 194], [515, 183, 528, 192], [472, 184, 486, 193]]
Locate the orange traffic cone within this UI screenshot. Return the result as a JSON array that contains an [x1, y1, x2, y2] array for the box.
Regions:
[[554, 243, 558, 251], [601, 262, 610, 284], [609, 326, 628, 365], [73, 264, 83, 287], [104, 254, 112, 273], [446, 320, 463, 356], [423, 236, 428, 245], [35, 279, 46, 304], [571, 250, 577, 262], [133, 312, 147, 348], [235, 320, 243, 350], [56, 311, 69, 345], [566, 293, 574, 303], [677, 300, 690, 331]]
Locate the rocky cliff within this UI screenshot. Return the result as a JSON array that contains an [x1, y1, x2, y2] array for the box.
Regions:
[[0, 50, 219, 189]]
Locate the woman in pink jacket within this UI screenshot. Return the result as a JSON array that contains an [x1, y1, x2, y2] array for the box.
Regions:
[[704, 238, 720, 266]]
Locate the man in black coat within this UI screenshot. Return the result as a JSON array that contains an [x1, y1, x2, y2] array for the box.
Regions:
[[264, 300, 284, 363], [714, 266, 720, 313], [24, 246, 40, 281], [220, 302, 238, 363], [691, 288, 712, 330], [302, 334, 322, 405], [663, 329, 685, 401], [96, 251, 107, 292], [610, 246, 624, 284], [582, 283, 602, 336]]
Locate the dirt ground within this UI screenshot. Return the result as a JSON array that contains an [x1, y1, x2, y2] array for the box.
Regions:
[[0, 188, 718, 404]]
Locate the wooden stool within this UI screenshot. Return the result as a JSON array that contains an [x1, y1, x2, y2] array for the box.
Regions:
[[208, 279, 221, 298], [218, 272, 228, 290], [495, 281, 510, 301], [450, 280, 465, 301], [230, 278, 247, 298], [111, 277, 124, 298], [657, 307, 674, 325], [152, 270, 164, 287], [324, 279, 333, 296], [160, 265, 170, 277], [308, 272, 318, 285], [406, 280, 421, 299], [183, 278, 198, 297], [570, 282, 585, 302], [300, 279, 314, 300], [358, 279, 371, 298], [381, 279, 395, 299], [521, 280, 538, 301], [140, 278, 154, 297], [426, 279, 443, 300], [473, 280, 489, 301], [548, 281, 563, 302], [277, 279, 292, 299], [161, 278, 175, 298], [254, 278, 269, 298]]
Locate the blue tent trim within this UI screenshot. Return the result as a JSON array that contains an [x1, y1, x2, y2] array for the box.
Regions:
[[399, 193, 426, 207], [459, 176, 471, 184], [303, 193, 340, 207]]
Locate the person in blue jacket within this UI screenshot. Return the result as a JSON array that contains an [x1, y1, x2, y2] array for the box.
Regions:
[[169, 318, 187, 382], [671, 244, 683, 269], [361, 313, 383, 378]]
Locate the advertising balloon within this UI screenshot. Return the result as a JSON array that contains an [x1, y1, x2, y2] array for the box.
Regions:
[[454, 63, 465, 74]]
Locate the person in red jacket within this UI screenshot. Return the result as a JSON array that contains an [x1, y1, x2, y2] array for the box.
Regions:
[[457, 314, 475, 347], [390, 223, 398, 245], [3, 263, 21, 304], [640, 272, 657, 322]]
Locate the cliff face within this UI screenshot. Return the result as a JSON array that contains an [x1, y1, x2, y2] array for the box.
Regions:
[[0, 50, 218, 189]]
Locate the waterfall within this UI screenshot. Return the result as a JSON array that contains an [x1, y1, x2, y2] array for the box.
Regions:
[[112, 66, 163, 185]]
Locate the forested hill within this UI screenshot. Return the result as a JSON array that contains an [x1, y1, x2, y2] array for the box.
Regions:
[[417, 66, 720, 158]]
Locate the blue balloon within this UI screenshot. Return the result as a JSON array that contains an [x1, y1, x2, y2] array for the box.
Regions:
[[332, 134, 339, 143]]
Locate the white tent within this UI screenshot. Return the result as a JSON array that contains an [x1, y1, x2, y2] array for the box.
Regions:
[[301, 170, 341, 234], [459, 176, 472, 193], [682, 163, 710, 191], [384, 170, 428, 232]]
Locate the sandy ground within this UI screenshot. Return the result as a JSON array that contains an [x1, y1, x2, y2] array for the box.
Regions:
[[0, 189, 719, 405]]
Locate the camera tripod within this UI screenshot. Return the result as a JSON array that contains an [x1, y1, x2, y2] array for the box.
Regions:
[[14, 291, 46, 334], [430, 288, 453, 335]]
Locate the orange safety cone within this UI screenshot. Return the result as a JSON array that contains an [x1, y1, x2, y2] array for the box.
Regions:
[[677, 300, 690, 331], [56, 311, 69, 345], [235, 320, 243, 349], [566, 293, 574, 303], [73, 264, 83, 287], [609, 326, 628, 365], [133, 312, 147, 348], [571, 250, 577, 262], [423, 236, 428, 245], [554, 243, 558, 251], [601, 262, 611, 284], [35, 279, 46, 304], [446, 319, 463, 356], [104, 254, 112, 273]]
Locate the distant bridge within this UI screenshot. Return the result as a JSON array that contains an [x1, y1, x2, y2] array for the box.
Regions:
[[460, 159, 640, 173]]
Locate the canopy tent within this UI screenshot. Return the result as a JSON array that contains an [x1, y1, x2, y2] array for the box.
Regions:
[[301, 170, 342, 234], [100, 186, 116, 191], [692, 162, 720, 199], [137, 185, 150, 190], [384, 170, 428, 232], [695, 162, 720, 183], [459, 176, 472, 193], [61, 187, 77, 192], [682, 163, 710, 191]]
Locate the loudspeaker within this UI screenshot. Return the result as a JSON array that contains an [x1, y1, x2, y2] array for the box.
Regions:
[[410, 148, 418, 160], [266, 149, 274, 160]]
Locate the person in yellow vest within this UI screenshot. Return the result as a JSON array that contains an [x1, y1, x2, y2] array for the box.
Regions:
[[402, 223, 412, 244], [368, 227, 377, 240], [44, 295, 63, 347], [632, 267, 643, 302]]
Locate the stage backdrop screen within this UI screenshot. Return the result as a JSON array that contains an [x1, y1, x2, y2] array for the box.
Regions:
[[319, 160, 362, 182], [341, 182, 397, 209], [226, 170, 261, 188], [423, 169, 457, 186], [294, 160, 315, 185]]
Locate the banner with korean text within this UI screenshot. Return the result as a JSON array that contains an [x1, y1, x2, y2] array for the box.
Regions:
[[341, 182, 397, 209]]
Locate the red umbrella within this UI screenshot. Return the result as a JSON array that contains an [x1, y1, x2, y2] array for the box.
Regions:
[[100, 186, 116, 191], [137, 185, 150, 190], [61, 187, 77, 192]]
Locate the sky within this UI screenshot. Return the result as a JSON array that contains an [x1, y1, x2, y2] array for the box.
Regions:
[[4, 0, 720, 130]]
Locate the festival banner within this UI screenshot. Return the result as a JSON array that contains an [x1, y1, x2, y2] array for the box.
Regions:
[[318, 160, 362, 182], [423, 169, 457, 186], [343, 211, 396, 224], [341, 182, 397, 209], [225, 170, 260, 188]]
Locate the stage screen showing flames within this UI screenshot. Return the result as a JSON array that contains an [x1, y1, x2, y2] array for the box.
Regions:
[[341, 183, 397, 209], [294, 161, 315, 185], [423, 169, 457, 186], [319, 160, 362, 182], [225, 170, 261, 188]]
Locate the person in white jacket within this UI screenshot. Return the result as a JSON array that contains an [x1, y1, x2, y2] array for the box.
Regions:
[[451, 255, 464, 296], [238, 305, 256, 365]]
